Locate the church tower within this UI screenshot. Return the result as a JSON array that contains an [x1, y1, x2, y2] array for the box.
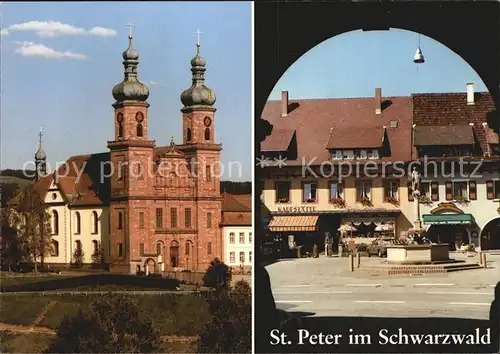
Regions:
[[107, 26, 155, 272], [35, 128, 47, 180], [180, 32, 223, 268]]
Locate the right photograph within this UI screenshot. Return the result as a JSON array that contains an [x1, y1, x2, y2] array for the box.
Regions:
[[255, 2, 500, 353]]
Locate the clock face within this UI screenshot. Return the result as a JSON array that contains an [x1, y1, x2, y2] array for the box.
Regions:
[[204, 117, 212, 127]]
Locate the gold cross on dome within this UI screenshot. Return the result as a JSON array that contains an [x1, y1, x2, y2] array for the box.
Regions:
[[194, 28, 203, 46], [126, 22, 134, 38]]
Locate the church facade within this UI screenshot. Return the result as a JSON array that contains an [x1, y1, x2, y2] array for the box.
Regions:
[[31, 32, 224, 274]]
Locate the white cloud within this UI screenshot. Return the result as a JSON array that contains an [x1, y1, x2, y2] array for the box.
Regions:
[[0, 29, 9, 36], [9, 21, 86, 37], [88, 26, 117, 37], [7, 21, 117, 38], [148, 80, 166, 86], [14, 41, 87, 60]]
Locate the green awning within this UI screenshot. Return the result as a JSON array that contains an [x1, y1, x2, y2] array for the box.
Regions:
[[422, 214, 473, 225]]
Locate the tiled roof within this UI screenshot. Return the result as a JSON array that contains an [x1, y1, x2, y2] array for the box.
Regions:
[[261, 129, 295, 152], [260, 95, 413, 165], [413, 125, 474, 146], [327, 126, 385, 149], [221, 192, 251, 226], [411, 92, 496, 156]]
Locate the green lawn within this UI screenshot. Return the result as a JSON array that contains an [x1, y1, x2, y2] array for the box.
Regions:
[[0, 332, 54, 353], [0, 293, 212, 336]]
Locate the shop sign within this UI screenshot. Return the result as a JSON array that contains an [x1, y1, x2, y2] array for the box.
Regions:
[[276, 205, 317, 213]]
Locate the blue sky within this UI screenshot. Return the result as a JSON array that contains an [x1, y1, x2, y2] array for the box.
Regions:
[[1, 2, 252, 181], [269, 29, 487, 100]]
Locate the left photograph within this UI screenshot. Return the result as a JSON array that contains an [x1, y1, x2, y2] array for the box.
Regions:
[[1, 1, 252, 353]]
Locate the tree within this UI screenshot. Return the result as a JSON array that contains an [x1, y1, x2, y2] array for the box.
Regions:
[[9, 184, 52, 272], [72, 246, 85, 268], [231, 280, 251, 306], [202, 257, 231, 290], [91, 245, 105, 268], [197, 294, 251, 353], [47, 293, 162, 353], [0, 207, 23, 270]]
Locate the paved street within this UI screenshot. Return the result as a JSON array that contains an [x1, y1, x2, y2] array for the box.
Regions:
[[266, 253, 500, 320]]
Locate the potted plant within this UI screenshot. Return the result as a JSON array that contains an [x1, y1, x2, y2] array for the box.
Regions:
[[358, 197, 373, 207], [419, 195, 433, 204], [385, 196, 399, 206], [330, 197, 346, 208], [453, 195, 470, 205]]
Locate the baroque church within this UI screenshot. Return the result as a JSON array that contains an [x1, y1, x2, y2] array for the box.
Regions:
[[30, 31, 223, 274]]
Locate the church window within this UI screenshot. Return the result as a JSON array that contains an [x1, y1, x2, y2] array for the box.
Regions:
[[155, 208, 163, 228], [170, 208, 178, 228], [207, 242, 212, 255], [92, 211, 99, 234], [156, 242, 163, 255], [52, 210, 59, 234], [185, 241, 191, 256], [137, 163, 143, 180], [139, 243, 144, 255], [137, 123, 143, 137], [75, 212, 81, 234], [185, 208, 192, 228], [118, 212, 123, 230], [117, 113, 124, 138], [205, 166, 212, 182], [186, 128, 192, 142], [139, 212, 145, 229], [204, 127, 210, 141], [207, 212, 212, 229], [50, 240, 59, 257], [118, 243, 123, 257]]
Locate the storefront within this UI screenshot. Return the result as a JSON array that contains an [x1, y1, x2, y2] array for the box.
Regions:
[[267, 208, 401, 255], [422, 213, 474, 250]]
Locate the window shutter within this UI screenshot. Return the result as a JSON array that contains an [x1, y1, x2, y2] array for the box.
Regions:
[[445, 182, 453, 201], [431, 182, 439, 201], [468, 181, 477, 200], [407, 182, 414, 201], [486, 181, 494, 200]]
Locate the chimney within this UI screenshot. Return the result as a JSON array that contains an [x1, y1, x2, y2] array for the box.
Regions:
[[375, 88, 382, 114], [281, 90, 289, 117], [467, 83, 475, 105]]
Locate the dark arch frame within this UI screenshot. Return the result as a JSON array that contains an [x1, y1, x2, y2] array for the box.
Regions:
[[254, 1, 500, 265]]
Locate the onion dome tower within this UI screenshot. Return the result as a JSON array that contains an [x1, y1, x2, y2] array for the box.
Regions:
[[35, 128, 47, 180]]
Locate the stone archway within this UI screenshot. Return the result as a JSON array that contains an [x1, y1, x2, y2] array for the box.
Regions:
[[480, 217, 500, 250], [170, 241, 180, 268], [144, 258, 156, 275]]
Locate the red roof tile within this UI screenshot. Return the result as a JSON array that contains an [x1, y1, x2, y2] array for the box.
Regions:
[[414, 125, 474, 146], [327, 126, 385, 149], [261, 129, 295, 152], [261, 95, 413, 165]]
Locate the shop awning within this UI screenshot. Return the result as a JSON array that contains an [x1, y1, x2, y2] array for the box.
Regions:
[[268, 215, 319, 232], [422, 214, 473, 225]]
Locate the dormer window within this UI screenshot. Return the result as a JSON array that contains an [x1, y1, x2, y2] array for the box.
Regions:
[[359, 150, 367, 159], [367, 149, 379, 159], [332, 150, 342, 160], [342, 150, 354, 160]]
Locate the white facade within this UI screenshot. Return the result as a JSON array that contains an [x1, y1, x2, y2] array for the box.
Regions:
[[407, 172, 500, 250], [43, 181, 110, 265], [223, 226, 252, 268]]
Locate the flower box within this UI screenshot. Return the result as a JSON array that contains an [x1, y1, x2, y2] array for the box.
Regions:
[[385, 196, 399, 206], [330, 197, 346, 208], [358, 197, 373, 207]]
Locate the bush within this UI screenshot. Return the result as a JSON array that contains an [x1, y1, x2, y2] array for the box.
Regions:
[[356, 243, 368, 252], [231, 280, 251, 305], [136, 271, 146, 276], [147, 273, 162, 279], [198, 295, 251, 353], [202, 258, 231, 290], [47, 293, 162, 353]]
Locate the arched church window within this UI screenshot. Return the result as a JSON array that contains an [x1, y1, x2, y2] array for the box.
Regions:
[[136, 112, 144, 137], [75, 212, 81, 234], [204, 128, 210, 141], [52, 210, 59, 234], [117, 113, 124, 138], [186, 128, 192, 142]]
